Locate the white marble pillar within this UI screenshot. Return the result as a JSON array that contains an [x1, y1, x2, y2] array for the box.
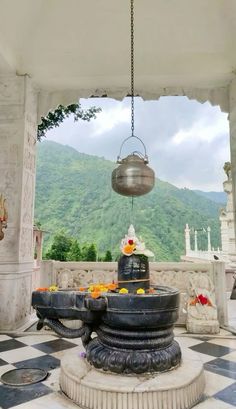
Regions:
[[219, 209, 229, 254], [0, 75, 38, 330], [228, 78, 236, 267], [184, 224, 191, 255]]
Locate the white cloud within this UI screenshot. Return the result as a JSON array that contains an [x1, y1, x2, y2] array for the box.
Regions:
[[92, 105, 130, 137], [172, 113, 228, 145], [46, 96, 230, 191]]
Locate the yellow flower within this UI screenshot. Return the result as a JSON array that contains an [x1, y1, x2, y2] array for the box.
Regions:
[[119, 288, 128, 294], [88, 284, 110, 293], [137, 288, 145, 294], [99, 287, 108, 293], [48, 285, 58, 292]]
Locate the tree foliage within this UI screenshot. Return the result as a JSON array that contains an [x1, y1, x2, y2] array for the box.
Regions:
[[66, 239, 81, 261], [85, 243, 97, 261], [45, 232, 100, 262], [103, 250, 112, 261], [37, 103, 101, 141], [45, 232, 72, 261]]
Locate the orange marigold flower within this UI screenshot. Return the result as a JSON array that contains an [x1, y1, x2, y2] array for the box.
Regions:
[[79, 287, 86, 292], [36, 287, 49, 292], [93, 285, 102, 292], [91, 291, 101, 299], [123, 244, 135, 254], [189, 297, 198, 306], [149, 288, 155, 294], [107, 283, 117, 291]]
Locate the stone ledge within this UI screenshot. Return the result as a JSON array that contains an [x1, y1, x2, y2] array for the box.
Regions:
[[60, 347, 205, 409], [187, 320, 220, 334]]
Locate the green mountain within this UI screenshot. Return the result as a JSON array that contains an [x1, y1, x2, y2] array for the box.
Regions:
[[193, 190, 226, 205], [35, 141, 222, 261]]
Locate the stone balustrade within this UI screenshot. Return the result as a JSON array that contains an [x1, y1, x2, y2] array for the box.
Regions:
[[37, 260, 228, 327]]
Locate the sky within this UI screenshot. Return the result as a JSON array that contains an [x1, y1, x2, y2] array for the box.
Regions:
[[46, 96, 230, 191]]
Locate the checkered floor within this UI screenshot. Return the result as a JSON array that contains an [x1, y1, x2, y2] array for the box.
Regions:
[[0, 328, 236, 409]]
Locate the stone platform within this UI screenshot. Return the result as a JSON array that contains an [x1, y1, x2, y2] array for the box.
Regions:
[[186, 319, 220, 334], [60, 347, 205, 409]]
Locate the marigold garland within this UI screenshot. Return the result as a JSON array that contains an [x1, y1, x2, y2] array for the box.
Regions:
[[35, 281, 151, 297]]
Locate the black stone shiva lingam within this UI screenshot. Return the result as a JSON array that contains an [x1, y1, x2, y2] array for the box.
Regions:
[[32, 226, 181, 374]]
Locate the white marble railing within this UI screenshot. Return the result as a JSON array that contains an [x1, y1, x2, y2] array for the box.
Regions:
[[38, 260, 228, 326], [183, 250, 229, 263]]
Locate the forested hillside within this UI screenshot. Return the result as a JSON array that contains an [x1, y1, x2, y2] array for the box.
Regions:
[[193, 190, 226, 204], [35, 141, 222, 261]]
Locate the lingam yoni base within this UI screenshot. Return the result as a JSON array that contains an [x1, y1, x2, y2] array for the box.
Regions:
[[32, 255, 181, 374]]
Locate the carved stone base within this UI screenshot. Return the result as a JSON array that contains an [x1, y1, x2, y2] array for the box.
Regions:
[[86, 337, 181, 374], [186, 319, 220, 334], [60, 348, 205, 409], [0, 267, 33, 331]]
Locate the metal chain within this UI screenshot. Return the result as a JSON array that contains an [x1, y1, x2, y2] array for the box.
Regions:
[[130, 0, 135, 137], [130, 0, 135, 230], [131, 195, 134, 224]]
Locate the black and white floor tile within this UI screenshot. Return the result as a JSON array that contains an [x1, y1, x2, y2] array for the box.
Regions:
[[0, 329, 235, 408]]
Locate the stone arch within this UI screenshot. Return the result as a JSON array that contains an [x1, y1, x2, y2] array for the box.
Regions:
[[37, 85, 229, 123], [36, 87, 234, 333]]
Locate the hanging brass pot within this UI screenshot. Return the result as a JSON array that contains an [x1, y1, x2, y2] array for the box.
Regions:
[[111, 1, 155, 197], [112, 137, 155, 197]]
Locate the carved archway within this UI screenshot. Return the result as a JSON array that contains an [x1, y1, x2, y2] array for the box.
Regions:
[[37, 85, 229, 123]]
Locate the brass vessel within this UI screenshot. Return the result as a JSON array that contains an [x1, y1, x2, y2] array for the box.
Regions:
[[112, 153, 155, 196]]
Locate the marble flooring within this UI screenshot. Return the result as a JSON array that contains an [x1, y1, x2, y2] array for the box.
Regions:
[[0, 327, 236, 409]]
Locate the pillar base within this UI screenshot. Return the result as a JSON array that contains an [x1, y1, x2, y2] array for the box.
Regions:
[[60, 347, 205, 409], [0, 265, 33, 331]]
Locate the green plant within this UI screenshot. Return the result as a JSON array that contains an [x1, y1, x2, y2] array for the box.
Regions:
[[37, 104, 101, 141]]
